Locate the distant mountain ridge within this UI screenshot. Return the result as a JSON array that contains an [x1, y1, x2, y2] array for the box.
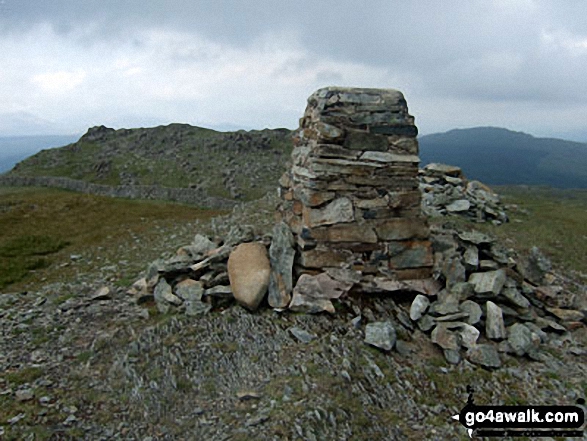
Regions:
[[0, 135, 80, 173], [419, 127, 587, 188], [6, 124, 292, 201], [4, 125, 587, 203]]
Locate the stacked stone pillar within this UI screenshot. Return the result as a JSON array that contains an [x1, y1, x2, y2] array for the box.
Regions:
[[278, 87, 433, 285]]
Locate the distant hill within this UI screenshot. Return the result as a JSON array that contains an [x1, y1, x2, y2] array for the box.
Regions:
[[7, 124, 292, 201], [0, 135, 80, 173], [419, 127, 587, 188], [6, 125, 587, 202]]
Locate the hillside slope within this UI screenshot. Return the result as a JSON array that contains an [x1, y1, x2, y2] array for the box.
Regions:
[[8, 124, 293, 201], [419, 127, 587, 188]]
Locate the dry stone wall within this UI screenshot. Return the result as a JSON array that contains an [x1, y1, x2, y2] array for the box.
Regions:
[[278, 87, 433, 284], [0, 175, 236, 209]]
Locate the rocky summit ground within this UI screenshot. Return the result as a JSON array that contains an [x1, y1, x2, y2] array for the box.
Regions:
[[1, 192, 586, 440]]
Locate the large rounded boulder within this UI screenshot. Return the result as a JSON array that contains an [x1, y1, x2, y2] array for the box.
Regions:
[[227, 242, 271, 311]]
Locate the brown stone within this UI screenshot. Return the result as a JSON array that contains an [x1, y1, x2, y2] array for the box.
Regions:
[[388, 241, 434, 269], [311, 224, 378, 243], [298, 247, 351, 268], [343, 131, 388, 151], [393, 268, 434, 280], [292, 200, 303, 215], [374, 218, 429, 241], [227, 242, 270, 311], [312, 144, 361, 160], [302, 197, 354, 227], [294, 187, 336, 207]]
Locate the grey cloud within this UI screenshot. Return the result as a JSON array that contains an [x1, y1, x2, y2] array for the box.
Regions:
[[1, 0, 586, 136]]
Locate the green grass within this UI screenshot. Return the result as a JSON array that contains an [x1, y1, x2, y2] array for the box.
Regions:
[[0, 186, 226, 292], [491, 187, 587, 275], [435, 186, 587, 278], [9, 124, 293, 201]]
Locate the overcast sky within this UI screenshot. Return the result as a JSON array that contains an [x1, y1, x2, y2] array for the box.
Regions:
[[1, 0, 586, 140]]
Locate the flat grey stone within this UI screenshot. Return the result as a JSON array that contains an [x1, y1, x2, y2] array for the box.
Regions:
[[431, 324, 461, 350], [457, 231, 494, 245], [459, 300, 483, 325], [364, 321, 396, 351], [268, 222, 295, 308], [467, 344, 502, 368], [288, 327, 316, 344], [501, 286, 530, 309], [409, 294, 430, 321], [443, 349, 461, 365], [457, 323, 480, 348], [486, 301, 507, 340], [446, 199, 470, 212], [418, 314, 436, 332], [469, 269, 506, 296], [507, 323, 536, 356]]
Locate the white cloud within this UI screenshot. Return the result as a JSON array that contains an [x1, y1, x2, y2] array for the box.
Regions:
[[32, 70, 87, 94], [0, 1, 586, 139]]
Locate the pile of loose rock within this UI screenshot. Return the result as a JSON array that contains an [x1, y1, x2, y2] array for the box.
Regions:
[[408, 224, 585, 367], [129, 219, 585, 369], [419, 163, 508, 224], [128, 86, 585, 370]]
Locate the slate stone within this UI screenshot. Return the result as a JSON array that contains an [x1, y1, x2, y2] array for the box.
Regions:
[[457, 231, 494, 245], [469, 270, 506, 296], [409, 294, 430, 321], [154, 279, 182, 313], [479, 260, 500, 271], [442, 257, 466, 288], [268, 222, 295, 308], [518, 246, 552, 285], [459, 300, 483, 325], [185, 301, 212, 317], [343, 131, 388, 151], [446, 199, 470, 212], [443, 349, 461, 365], [418, 314, 436, 332], [174, 279, 204, 301], [288, 327, 316, 344], [435, 289, 462, 316], [289, 274, 334, 314], [364, 321, 397, 351], [507, 323, 537, 356], [501, 286, 530, 309], [463, 246, 479, 271], [545, 307, 584, 322], [374, 218, 429, 241], [467, 344, 501, 368], [424, 163, 462, 177], [431, 324, 461, 350], [457, 323, 480, 348], [486, 301, 507, 340], [303, 197, 354, 227], [435, 312, 470, 322], [450, 282, 475, 301]]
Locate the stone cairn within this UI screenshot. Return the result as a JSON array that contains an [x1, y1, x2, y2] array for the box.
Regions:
[[277, 87, 433, 287], [131, 87, 585, 369]]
